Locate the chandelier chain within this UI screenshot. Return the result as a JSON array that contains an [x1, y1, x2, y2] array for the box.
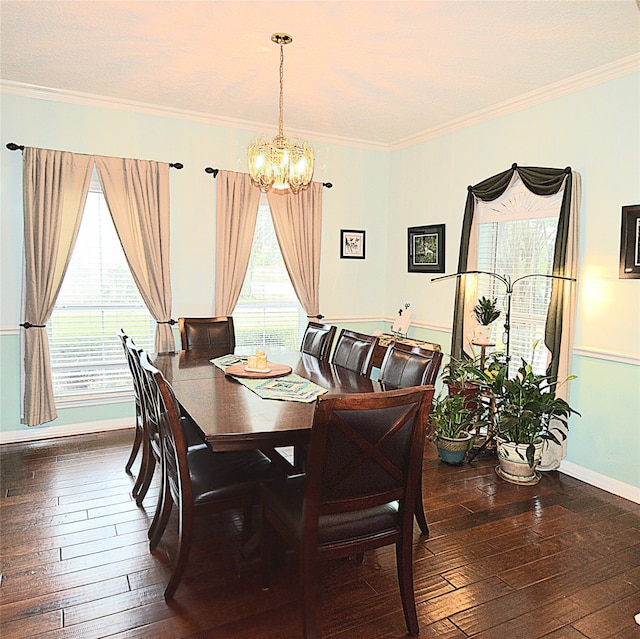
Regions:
[[278, 43, 284, 138]]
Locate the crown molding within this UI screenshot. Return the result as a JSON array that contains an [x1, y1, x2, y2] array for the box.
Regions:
[[0, 79, 388, 152], [390, 54, 640, 151], [3, 53, 637, 153]]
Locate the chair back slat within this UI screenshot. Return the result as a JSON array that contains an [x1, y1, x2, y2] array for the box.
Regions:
[[331, 329, 379, 376]]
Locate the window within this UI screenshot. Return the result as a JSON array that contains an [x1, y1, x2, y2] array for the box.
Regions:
[[234, 196, 306, 351], [47, 176, 155, 403], [475, 177, 563, 375]]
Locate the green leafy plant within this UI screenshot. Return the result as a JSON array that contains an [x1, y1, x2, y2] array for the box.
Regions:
[[441, 354, 484, 390], [429, 391, 489, 439], [473, 296, 501, 326], [473, 357, 580, 467]]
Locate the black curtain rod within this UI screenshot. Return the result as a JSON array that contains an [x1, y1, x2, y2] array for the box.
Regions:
[[204, 166, 332, 188], [6, 143, 183, 169]]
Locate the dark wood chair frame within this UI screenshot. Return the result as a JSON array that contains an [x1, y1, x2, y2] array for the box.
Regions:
[[330, 328, 379, 376], [379, 341, 443, 535], [299, 321, 337, 362], [261, 385, 435, 639], [178, 316, 235, 352], [138, 352, 281, 600], [118, 329, 143, 478]]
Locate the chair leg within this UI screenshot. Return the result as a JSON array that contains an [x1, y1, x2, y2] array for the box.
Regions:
[[149, 482, 173, 551], [260, 514, 275, 590], [164, 501, 192, 600], [124, 422, 142, 474], [414, 481, 429, 535], [300, 553, 320, 639], [148, 464, 166, 541], [395, 538, 419, 636], [134, 447, 156, 506]]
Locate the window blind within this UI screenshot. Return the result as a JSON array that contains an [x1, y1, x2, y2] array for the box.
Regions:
[[234, 199, 306, 351], [475, 178, 563, 375], [47, 182, 155, 403]]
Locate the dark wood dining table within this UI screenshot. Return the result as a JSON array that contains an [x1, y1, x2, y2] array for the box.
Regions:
[[153, 347, 382, 470]]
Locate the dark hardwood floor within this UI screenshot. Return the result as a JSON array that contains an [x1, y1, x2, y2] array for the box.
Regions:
[[1, 429, 639, 639]]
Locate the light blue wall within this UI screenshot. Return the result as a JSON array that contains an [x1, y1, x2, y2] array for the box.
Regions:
[[1, 71, 639, 494], [388, 72, 640, 491], [0, 92, 390, 433]]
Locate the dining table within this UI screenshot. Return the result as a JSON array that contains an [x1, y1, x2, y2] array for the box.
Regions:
[[153, 347, 382, 472]]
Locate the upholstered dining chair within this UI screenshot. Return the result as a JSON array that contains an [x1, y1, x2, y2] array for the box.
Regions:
[[330, 329, 379, 376], [379, 341, 443, 388], [261, 385, 435, 639], [300, 321, 336, 362], [378, 341, 443, 535], [138, 351, 282, 600], [126, 339, 207, 507], [179, 316, 235, 352]]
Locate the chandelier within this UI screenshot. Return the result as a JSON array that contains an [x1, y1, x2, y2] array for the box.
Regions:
[[248, 33, 314, 194]]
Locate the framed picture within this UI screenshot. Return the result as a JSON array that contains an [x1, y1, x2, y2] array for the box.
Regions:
[[408, 224, 445, 273], [619, 204, 640, 279], [340, 229, 366, 259]]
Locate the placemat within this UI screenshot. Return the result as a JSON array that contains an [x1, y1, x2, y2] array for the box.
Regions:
[[211, 354, 328, 403]]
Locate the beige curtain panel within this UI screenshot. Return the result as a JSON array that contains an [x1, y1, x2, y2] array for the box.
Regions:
[[21, 148, 94, 425], [267, 182, 323, 318], [214, 171, 261, 316], [95, 156, 174, 354]]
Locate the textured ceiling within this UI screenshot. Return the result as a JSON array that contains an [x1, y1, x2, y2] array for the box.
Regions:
[[1, 1, 639, 147]]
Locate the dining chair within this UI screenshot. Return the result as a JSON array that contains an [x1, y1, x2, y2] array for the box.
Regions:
[[127, 339, 207, 507], [379, 341, 443, 388], [330, 329, 379, 376], [178, 316, 235, 352], [118, 329, 143, 478], [378, 341, 443, 535], [138, 351, 282, 600], [300, 321, 336, 362], [260, 385, 435, 639]]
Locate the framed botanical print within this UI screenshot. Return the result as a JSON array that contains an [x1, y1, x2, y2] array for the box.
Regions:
[[408, 224, 445, 273], [340, 229, 365, 259], [619, 204, 640, 279]]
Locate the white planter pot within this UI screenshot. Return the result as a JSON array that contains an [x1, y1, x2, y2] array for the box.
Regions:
[[473, 325, 493, 345], [495, 437, 543, 485]]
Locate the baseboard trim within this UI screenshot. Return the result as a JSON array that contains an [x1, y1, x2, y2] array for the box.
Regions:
[[560, 460, 640, 504], [0, 418, 134, 445]]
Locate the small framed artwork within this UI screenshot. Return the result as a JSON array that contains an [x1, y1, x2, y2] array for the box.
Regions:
[[619, 204, 640, 279], [408, 224, 445, 273], [340, 229, 366, 259]]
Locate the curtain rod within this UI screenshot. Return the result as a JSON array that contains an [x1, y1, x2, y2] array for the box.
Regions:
[[5, 143, 183, 169], [204, 166, 332, 188]]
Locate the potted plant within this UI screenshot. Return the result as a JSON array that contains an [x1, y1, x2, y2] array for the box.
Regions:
[[472, 296, 501, 344], [441, 354, 484, 410], [475, 358, 580, 484], [429, 392, 478, 464]]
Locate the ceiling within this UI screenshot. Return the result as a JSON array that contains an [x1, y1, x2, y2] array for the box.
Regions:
[[1, 1, 639, 148]]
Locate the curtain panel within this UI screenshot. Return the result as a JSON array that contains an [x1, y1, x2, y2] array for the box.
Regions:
[[214, 171, 261, 316], [20, 148, 94, 425], [267, 181, 323, 318], [95, 157, 174, 354], [451, 163, 580, 469], [20, 148, 174, 426]]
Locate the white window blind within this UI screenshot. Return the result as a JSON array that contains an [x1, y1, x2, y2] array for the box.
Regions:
[[234, 197, 306, 351], [476, 177, 563, 375], [47, 177, 155, 403]]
